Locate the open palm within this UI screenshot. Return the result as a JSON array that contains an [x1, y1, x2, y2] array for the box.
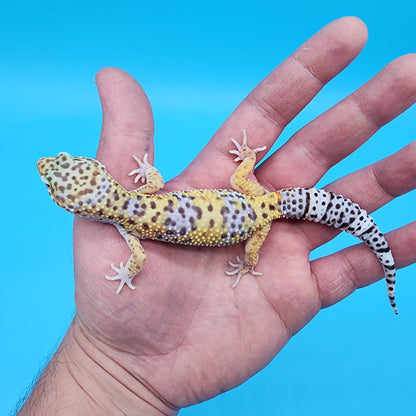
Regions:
[[70, 17, 416, 412]]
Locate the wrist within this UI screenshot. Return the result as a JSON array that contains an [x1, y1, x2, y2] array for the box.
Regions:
[[18, 318, 178, 416]]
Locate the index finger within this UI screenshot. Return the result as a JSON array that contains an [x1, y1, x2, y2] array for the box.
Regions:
[[177, 17, 368, 189]]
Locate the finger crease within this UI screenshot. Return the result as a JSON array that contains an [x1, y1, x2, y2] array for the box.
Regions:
[[370, 164, 398, 201], [349, 92, 384, 132], [292, 52, 327, 86], [338, 249, 362, 291], [245, 91, 287, 131]]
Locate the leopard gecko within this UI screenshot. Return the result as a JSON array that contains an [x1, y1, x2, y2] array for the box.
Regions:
[[37, 130, 398, 313]]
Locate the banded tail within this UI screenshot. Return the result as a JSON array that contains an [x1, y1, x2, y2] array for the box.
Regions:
[[277, 187, 397, 314]]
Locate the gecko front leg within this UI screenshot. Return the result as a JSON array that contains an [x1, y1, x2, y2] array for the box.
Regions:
[[105, 154, 164, 293], [128, 153, 165, 194], [105, 226, 147, 294], [105, 154, 165, 293]]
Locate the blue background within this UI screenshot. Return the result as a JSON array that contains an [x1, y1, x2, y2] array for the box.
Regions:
[[2, 1, 416, 415]]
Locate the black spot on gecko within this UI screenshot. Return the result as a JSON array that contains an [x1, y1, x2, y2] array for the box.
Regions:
[[150, 201, 156, 209], [192, 206, 203, 219], [221, 206, 230, 216], [122, 200, 130, 210]]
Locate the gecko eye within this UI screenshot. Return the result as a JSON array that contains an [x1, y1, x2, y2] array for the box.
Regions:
[[58, 152, 71, 157]]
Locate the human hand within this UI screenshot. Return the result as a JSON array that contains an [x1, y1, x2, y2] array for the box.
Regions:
[[21, 16, 416, 415]]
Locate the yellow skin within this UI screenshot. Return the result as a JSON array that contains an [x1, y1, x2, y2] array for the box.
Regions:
[[38, 128, 398, 311], [23, 19, 416, 414], [37, 130, 280, 293]]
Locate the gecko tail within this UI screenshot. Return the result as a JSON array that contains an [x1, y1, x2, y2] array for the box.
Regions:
[[277, 187, 398, 314]]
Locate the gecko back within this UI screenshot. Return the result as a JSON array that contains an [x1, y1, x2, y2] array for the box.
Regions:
[[37, 131, 398, 313]]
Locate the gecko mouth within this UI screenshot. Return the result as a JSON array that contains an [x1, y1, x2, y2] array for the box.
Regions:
[[40, 175, 50, 185], [37, 157, 53, 186]]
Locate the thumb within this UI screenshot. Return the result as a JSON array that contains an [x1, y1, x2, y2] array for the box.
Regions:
[[95, 67, 154, 188]]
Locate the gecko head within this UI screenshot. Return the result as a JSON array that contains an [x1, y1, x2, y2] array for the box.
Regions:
[[37, 152, 110, 214]]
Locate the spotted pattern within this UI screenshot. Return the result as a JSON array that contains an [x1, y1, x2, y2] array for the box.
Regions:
[[278, 187, 397, 313], [37, 144, 398, 313], [36, 153, 280, 247], [118, 189, 264, 246]]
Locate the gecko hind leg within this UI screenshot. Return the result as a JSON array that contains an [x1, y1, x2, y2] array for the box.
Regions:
[[226, 256, 263, 288], [229, 129, 267, 162], [229, 129, 268, 196], [225, 130, 271, 286], [226, 223, 272, 287]]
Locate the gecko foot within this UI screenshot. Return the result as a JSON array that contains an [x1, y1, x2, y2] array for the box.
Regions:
[[229, 129, 266, 162], [128, 153, 152, 183], [105, 262, 137, 294], [225, 256, 262, 288]]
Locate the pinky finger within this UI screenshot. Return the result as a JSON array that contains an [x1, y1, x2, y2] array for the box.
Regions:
[[312, 222, 416, 311]]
